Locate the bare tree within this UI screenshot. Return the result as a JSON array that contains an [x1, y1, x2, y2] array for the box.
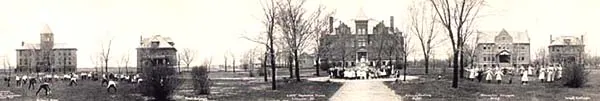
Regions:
[[121, 51, 131, 74], [179, 48, 196, 72], [401, 31, 415, 81], [408, 0, 441, 74], [263, 0, 279, 90], [276, 0, 330, 81], [202, 56, 214, 72], [100, 38, 113, 73], [429, 0, 485, 88], [231, 52, 236, 73], [223, 52, 228, 72]]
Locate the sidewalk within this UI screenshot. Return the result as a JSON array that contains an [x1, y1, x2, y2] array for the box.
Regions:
[[329, 81, 402, 101]]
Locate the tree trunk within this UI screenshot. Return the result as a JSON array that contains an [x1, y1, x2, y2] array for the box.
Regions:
[[269, 42, 276, 90], [452, 50, 459, 88], [288, 55, 293, 79], [315, 57, 320, 76], [425, 55, 429, 74], [233, 60, 236, 73], [125, 64, 128, 75], [105, 59, 108, 73], [294, 50, 300, 82], [263, 51, 268, 82]]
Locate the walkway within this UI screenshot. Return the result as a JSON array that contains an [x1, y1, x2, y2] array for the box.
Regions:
[[329, 81, 402, 101]]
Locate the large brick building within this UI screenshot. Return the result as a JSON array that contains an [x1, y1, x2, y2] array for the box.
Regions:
[[318, 12, 404, 68], [548, 35, 585, 65], [137, 35, 178, 72], [16, 24, 78, 73], [474, 29, 530, 69]]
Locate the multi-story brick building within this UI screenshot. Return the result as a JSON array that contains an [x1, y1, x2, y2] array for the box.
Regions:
[[16, 24, 77, 73], [137, 35, 178, 72], [318, 13, 404, 68], [548, 35, 585, 65], [474, 29, 530, 69]]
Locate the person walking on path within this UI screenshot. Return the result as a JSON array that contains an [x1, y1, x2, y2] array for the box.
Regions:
[[35, 81, 51, 96], [546, 66, 555, 82], [468, 67, 477, 81], [521, 69, 529, 85]]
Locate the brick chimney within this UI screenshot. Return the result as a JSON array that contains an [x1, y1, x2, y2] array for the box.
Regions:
[[390, 16, 394, 32], [329, 17, 334, 33], [21, 41, 24, 46], [549, 35, 553, 43], [140, 35, 143, 45], [581, 35, 584, 44]]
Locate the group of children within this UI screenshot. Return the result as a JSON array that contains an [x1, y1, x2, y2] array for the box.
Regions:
[[466, 65, 563, 85], [2, 72, 144, 96]]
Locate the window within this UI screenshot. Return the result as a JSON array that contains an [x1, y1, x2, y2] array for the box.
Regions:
[[498, 47, 501, 49]]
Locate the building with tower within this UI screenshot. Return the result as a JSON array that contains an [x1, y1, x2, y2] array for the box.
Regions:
[[317, 9, 404, 68], [16, 24, 78, 73], [474, 29, 531, 69], [137, 35, 178, 72]]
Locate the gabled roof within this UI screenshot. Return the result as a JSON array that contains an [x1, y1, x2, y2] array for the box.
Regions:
[[477, 29, 530, 43], [355, 7, 368, 21], [41, 24, 52, 34], [550, 36, 584, 46], [139, 35, 175, 48], [17, 42, 75, 50]]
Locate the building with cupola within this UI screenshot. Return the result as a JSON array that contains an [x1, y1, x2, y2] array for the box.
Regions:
[[16, 24, 78, 73]]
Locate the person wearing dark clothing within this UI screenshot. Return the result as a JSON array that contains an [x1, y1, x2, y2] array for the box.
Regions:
[[4, 77, 10, 87], [69, 77, 77, 86], [28, 78, 37, 90], [36, 82, 51, 96]]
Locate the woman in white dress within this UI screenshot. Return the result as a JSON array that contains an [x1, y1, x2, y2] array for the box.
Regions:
[[521, 69, 529, 85], [485, 68, 493, 83], [546, 66, 554, 82], [495, 68, 504, 84], [538, 67, 546, 83], [468, 68, 477, 81], [557, 66, 563, 79]]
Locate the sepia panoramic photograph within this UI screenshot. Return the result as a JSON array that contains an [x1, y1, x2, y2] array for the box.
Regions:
[[0, 0, 599, 101]]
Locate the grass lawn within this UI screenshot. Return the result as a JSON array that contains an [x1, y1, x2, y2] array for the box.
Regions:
[[0, 79, 142, 101], [385, 69, 600, 101], [205, 68, 342, 100]]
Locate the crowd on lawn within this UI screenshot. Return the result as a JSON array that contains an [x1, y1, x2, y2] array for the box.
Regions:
[[1, 72, 144, 96], [327, 60, 395, 79], [466, 64, 564, 85]]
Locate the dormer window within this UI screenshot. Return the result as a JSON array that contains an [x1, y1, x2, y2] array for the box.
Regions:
[[151, 41, 159, 47]]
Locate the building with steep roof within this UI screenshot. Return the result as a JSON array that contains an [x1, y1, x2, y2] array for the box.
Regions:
[[16, 24, 78, 73], [318, 14, 404, 68], [548, 35, 585, 65], [137, 35, 178, 72], [474, 29, 531, 69]]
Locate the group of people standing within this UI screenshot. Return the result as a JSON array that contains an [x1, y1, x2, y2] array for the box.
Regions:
[[537, 65, 563, 83], [466, 64, 564, 85], [2, 72, 144, 96]]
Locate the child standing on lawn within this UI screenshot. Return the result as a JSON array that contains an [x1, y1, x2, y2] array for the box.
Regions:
[[521, 69, 529, 85]]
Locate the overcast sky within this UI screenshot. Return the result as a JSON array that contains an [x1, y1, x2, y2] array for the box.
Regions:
[[0, 0, 598, 68]]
